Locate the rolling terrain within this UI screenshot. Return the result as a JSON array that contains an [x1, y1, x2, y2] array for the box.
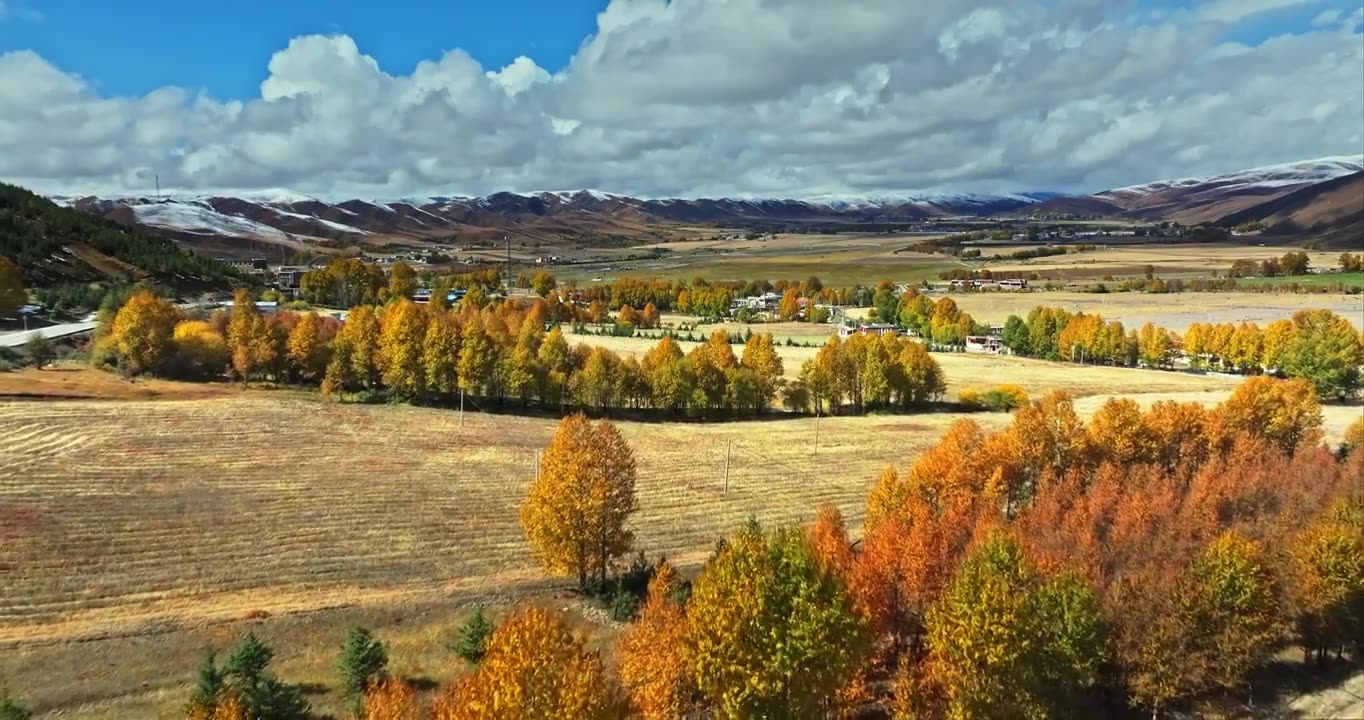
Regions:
[[1031, 156, 1364, 246]]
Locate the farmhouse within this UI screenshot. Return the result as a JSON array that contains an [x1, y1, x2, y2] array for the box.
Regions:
[[839, 322, 901, 338], [965, 334, 1007, 354]]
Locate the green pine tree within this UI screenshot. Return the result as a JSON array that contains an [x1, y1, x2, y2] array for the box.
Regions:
[[451, 607, 496, 664], [337, 627, 388, 714]]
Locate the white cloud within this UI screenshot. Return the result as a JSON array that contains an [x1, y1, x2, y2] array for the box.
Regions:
[[1311, 8, 1343, 26], [1198, 0, 1320, 23], [0, 0, 1360, 199]]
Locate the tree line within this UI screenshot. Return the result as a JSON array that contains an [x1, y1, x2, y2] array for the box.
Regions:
[[129, 379, 1363, 719], [95, 289, 946, 417], [999, 305, 1363, 399]]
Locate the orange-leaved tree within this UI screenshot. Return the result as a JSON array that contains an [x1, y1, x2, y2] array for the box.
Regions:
[[363, 677, 418, 720], [616, 561, 693, 719], [521, 414, 638, 590]]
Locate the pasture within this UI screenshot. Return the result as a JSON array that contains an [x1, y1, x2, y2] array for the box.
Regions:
[[0, 353, 1258, 717], [913, 290, 1364, 332]]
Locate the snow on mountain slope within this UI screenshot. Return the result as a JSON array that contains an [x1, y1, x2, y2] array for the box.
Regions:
[[131, 202, 290, 241], [271, 209, 369, 234], [1101, 156, 1364, 197]]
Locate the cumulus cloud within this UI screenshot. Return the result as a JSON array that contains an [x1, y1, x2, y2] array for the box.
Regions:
[[0, 0, 1361, 199]]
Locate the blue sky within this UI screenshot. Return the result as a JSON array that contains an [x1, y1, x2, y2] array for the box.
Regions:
[[0, 0, 607, 99], [0, 0, 1360, 198]]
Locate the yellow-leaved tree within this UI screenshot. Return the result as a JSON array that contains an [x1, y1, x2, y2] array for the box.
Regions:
[[110, 289, 180, 375], [434, 606, 626, 719], [686, 521, 868, 718], [740, 333, 783, 413], [378, 299, 427, 397], [521, 414, 638, 590]]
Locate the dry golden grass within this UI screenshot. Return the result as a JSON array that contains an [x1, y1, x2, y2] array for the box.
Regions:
[[0, 364, 249, 401], [979, 242, 1344, 275], [940, 291, 1363, 332], [0, 395, 999, 716]]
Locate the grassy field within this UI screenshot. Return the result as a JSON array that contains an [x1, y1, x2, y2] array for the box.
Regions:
[[0, 387, 994, 716], [556, 232, 962, 285], [912, 290, 1364, 332], [1235, 271, 1364, 288], [0, 353, 1260, 717]]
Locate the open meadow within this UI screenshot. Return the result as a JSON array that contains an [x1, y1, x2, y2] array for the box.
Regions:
[[846, 290, 1364, 332], [558, 232, 962, 285], [0, 353, 1285, 717]]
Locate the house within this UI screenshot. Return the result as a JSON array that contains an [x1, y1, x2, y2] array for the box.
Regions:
[[274, 266, 306, 290], [965, 335, 1006, 353], [839, 323, 901, 338], [998, 278, 1028, 291], [227, 257, 269, 271]]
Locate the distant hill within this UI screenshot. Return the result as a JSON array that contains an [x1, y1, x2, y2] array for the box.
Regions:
[[0, 183, 248, 291], [1216, 170, 1364, 246], [51, 189, 1054, 259], [1030, 156, 1364, 247]]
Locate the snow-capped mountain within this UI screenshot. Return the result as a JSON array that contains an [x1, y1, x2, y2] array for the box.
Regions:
[[1032, 156, 1364, 225], [1100, 156, 1364, 198], [48, 156, 1363, 255], [56, 188, 1049, 255]]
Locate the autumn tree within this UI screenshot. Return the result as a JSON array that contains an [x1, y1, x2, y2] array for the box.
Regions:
[[386, 262, 418, 301], [285, 313, 329, 382], [362, 678, 417, 720], [1218, 376, 1322, 454], [778, 287, 801, 321], [110, 289, 180, 375], [339, 305, 383, 390], [640, 302, 661, 329], [172, 320, 229, 380], [1289, 498, 1364, 664], [618, 304, 640, 327], [740, 333, 783, 413], [1087, 397, 1157, 466], [457, 319, 497, 398], [530, 271, 556, 297], [925, 531, 1105, 719], [1280, 309, 1364, 399], [1137, 322, 1173, 368], [378, 300, 428, 397], [1185, 532, 1284, 698], [422, 312, 461, 399], [434, 606, 626, 719], [522, 414, 638, 590], [686, 522, 868, 718], [617, 561, 692, 719]]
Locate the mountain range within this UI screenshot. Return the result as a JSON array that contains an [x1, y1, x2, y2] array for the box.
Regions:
[[48, 155, 1364, 258]]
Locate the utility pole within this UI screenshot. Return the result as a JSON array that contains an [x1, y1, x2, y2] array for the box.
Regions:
[[723, 439, 732, 494], [534, 448, 541, 482], [459, 389, 465, 427], [814, 413, 820, 456]]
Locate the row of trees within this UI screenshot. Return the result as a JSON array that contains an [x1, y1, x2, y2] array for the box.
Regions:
[[99, 288, 951, 417], [1229, 251, 1312, 278], [1001, 306, 1363, 398], [254, 379, 1363, 719], [794, 332, 946, 414]]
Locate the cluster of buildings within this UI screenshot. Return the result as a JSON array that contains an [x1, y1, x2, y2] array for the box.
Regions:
[[946, 278, 1029, 291]]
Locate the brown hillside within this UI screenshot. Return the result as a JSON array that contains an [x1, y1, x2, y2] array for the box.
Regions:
[[1218, 171, 1364, 248]]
